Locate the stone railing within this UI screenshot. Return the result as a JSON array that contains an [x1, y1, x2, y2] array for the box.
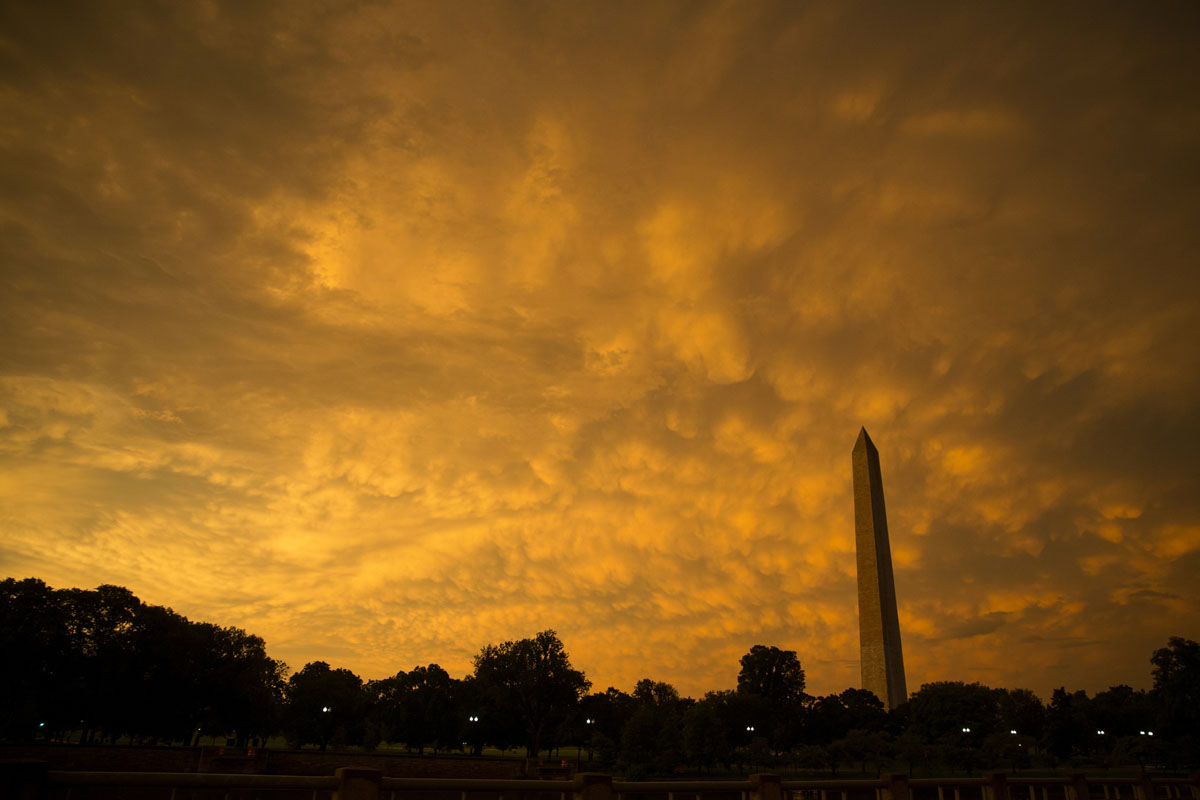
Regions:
[[3, 766, 1196, 800]]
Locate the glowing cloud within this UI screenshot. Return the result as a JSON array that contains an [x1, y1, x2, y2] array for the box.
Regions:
[[1, 1, 1197, 699]]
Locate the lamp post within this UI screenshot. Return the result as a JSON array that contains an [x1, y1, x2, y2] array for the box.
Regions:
[[466, 715, 480, 756], [576, 718, 594, 769]]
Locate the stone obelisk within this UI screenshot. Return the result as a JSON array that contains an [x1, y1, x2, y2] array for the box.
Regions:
[[852, 428, 908, 709]]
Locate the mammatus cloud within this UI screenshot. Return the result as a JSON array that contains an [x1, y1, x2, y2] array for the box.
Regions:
[[2, 1, 1198, 698]]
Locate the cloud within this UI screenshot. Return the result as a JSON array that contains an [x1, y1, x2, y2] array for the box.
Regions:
[[1, 0, 1198, 700]]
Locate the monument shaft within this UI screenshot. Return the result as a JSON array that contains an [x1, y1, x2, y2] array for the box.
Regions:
[[852, 428, 908, 709]]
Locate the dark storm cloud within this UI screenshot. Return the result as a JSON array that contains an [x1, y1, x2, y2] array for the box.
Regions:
[[1, 0, 1197, 697]]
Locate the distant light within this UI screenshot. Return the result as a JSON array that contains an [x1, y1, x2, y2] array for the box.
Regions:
[[38, 722, 45, 728], [468, 715, 479, 722], [962, 727, 971, 733], [1148, 731, 1154, 736], [585, 718, 593, 724], [1010, 730, 1017, 735], [746, 726, 755, 732], [322, 706, 331, 713], [1097, 730, 1105, 735], [1140, 731, 1145, 735]]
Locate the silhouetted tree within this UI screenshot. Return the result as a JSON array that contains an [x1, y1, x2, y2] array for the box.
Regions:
[[471, 630, 589, 757], [194, 622, 286, 746], [580, 687, 635, 759], [736, 645, 807, 753], [805, 693, 852, 745], [370, 670, 409, 750], [682, 691, 735, 772], [0, 578, 72, 740], [839, 688, 887, 734], [11, 576, 1197, 774], [1044, 687, 1089, 764], [997, 688, 1044, 741], [362, 677, 389, 751], [456, 674, 516, 754], [459, 672, 523, 753], [908, 681, 1000, 744], [132, 604, 208, 744], [619, 678, 688, 777], [285, 661, 364, 750], [381, 665, 461, 753], [632, 678, 679, 705], [618, 704, 659, 779], [1089, 685, 1153, 739], [737, 645, 807, 702], [2, 579, 288, 746], [63, 584, 142, 741], [1150, 636, 1200, 767]]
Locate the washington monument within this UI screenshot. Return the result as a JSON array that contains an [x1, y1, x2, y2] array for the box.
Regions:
[[852, 428, 908, 709]]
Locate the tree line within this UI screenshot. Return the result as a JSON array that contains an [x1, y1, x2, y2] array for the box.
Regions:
[[2, 578, 1197, 774]]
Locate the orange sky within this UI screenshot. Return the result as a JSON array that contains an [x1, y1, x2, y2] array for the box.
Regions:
[[2, 1, 1198, 700]]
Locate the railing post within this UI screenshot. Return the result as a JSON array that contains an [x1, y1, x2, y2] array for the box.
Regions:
[[574, 773, 613, 800], [885, 774, 911, 800], [751, 774, 782, 800], [987, 774, 1011, 800], [1066, 775, 1091, 800], [1134, 776, 1155, 800], [334, 768, 381, 800], [1188, 774, 1200, 800]]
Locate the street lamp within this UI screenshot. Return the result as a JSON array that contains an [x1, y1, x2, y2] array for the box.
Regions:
[[577, 718, 595, 768], [322, 706, 331, 713], [1097, 730, 1105, 735], [962, 727, 971, 733], [468, 715, 479, 722]]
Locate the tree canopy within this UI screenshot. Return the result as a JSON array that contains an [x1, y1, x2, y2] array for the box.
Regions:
[[737, 645, 806, 705], [1, 577, 284, 745], [471, 629, 590, 756], [4, 577, 1199, 773]]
